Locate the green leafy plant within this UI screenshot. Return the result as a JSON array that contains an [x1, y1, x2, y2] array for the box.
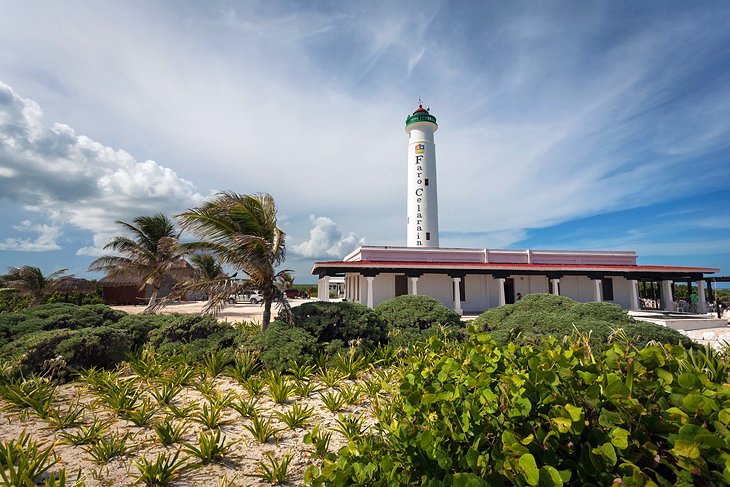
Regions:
[[229, 395, 260, 420], [95, 378, 143, 415], [241, 376, 265, 397], [243, 412, 282, 444], [58, 417, 111, 446], [121, 398, 158, 427], [275, 402, 315, 429], [166, 401, 198, 420], [226, 351, 260, 383], [46, 397, 86, 430], [245, 451, 292, 484], [133, 450, 188, 486], [181, 429, 234, 465], [338, 384, 361, 405], [303, 425, 332, 459], [0, 432, 59, 486], [190, 400, 234, 430], [149, 379, 182, 406], [82, 431, 133, 463], [169, 363, 196, 386], [318, 390, 345, 413], [679, 343, 729, 383], [308, 328, 730, 486], [288, 363, 316, 381], [128, 346, 171, 380], [293, 379, 319, 398], [332, 350, 368, 379], [191, 377, 219, 398], [266, 370, 293, 404], [333, 413, 364, 442], [0, 375, 56, 418], [202, 349, 231, 378], [317, 367, 346, 387], [42, 467, 84, 487], [153, 418, 186, 446]]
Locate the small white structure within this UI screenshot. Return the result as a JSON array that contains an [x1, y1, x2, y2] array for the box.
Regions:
[[311, 104, 720, 314]]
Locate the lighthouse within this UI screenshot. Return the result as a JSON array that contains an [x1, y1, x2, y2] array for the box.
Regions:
[[405, 104, 439, 247]]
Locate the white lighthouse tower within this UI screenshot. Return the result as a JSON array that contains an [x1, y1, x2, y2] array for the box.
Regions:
[[405, 104, 439, 247]]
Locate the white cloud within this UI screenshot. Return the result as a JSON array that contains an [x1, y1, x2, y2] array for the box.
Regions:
[[291, 215, 364, 259], [0, 220, 61, 252], [0, 81, 208, 254]]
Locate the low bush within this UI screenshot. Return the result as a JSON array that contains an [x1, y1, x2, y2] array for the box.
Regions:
[[43, 291, 103, 306], [375, 295, 461, 330], [0, 291, 33, 313], [247, 320, 318, 371], [146, 314, 244, 362], [284, 302, 388, 348], [0, 326, 132, 379], [473, 293, 691, 349], [308, 329, 730, 486], [0, 303, 127, 350]]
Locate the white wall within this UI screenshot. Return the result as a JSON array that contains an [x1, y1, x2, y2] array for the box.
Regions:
[[346, 271, 636, 311]]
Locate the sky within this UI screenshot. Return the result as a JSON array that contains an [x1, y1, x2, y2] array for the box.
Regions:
[[0, 1, 729, 285]]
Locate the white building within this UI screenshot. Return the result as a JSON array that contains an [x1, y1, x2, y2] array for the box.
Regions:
[[312, 105, 719, 314]]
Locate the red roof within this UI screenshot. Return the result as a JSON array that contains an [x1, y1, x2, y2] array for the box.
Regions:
[[312, 260, 718, 274]]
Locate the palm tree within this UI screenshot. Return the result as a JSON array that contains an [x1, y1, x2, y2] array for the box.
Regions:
[[190, 253, 225, 281], [88, 213, 188, 313], [2, 266, 69, 305], [177, 192, 290, 330]]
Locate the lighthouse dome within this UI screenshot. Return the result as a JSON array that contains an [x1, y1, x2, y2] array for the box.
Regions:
[[405, 105, 437, 126]]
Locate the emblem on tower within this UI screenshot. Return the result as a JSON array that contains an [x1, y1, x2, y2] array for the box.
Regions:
[[405, 104, 439, 248]]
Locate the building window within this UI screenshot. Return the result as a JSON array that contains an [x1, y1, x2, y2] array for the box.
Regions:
[[601, 278, 614, 301], [426, 232, 430, 240], [425, 178, 429, 186]]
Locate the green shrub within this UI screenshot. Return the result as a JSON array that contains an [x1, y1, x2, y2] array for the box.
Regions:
[[473, 293, 691, 349], [0, 326, 131, 379], [308, 330, 730, 486], [0, 291, 33, 312], [43, 291, 103, 306], [248, 320, 318, 371], [375, 295, 461, 331], [0, 303, 126, 349], [284, 302, 387, 348], [146, 314, 243, 362]]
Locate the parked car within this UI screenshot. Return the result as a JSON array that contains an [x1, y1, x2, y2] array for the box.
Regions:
[[283, 289, 301, 299], [243, 291, 264, 304]]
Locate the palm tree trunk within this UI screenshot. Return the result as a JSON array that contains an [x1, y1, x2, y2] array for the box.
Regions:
[[145, 286, 160, 314], [262, 288, 275, 331]]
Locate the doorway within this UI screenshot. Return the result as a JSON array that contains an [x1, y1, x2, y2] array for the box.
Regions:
[[504, 278, 515, 304]]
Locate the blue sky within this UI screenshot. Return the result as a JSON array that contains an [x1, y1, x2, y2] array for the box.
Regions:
[[0, 1, 729, 284]]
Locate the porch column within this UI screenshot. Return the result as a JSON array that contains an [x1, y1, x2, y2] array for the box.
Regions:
[[496, 278, 506, 306], [366, 276, 375, 309], [452, 277, 463, 316], [629, 280, 640, 310], [661, 280, 674, 311], [592, 279, 603, 302], [550, 278, 560, 296], [409, 276, 419, 295], [318, 276, 330, 302], [697, 280, 707, 313]]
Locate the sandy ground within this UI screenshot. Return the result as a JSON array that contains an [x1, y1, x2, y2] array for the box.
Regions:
[[110, 299, 321, 324], [0, 363, 384, 486]]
